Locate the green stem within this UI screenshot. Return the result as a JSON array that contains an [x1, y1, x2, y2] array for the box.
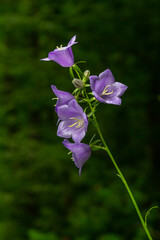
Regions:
[[85, 90, 152, 240]]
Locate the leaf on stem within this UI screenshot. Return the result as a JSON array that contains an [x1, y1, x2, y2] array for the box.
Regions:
[[145, 206, 159, 227], [89, 134, 96, 144], [116, 174, 123, 181]]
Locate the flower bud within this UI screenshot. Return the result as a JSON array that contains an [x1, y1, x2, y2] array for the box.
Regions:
[[84, 70, 90, 78], [72, 78, 84, 89]]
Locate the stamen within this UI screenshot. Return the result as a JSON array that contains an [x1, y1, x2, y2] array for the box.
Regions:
[[56, 45, 63, 50], [68, 117, 84, 128], [52, 97, 58, 100], [68, 151, 72, 155], [68, 121, 78, 128], [102, 85, 113, 96], [70, 117, 79, 120], [76, 121, 81, 128], [103, 91, 113, 95]]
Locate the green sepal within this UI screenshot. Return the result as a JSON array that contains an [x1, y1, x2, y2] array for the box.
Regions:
[[73, 64, 83, 74], [75, 61, 86, 64], [87, 112, 94, 118], [77, 99, 86, 103], [88, 92, 94, 96], [89, 97, 96, 102], [72, 88, 79, 95], [69, 67, 74, 78], [91, 140, 102, 145], [90, 144, 104, 151], [84, 106, 89, 113]]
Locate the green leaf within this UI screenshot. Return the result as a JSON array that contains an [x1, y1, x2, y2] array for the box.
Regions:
[[89, 97, 95, 102], [91, 140, 102, 145], [116, 174, 123, 180], [89, 133, 96, 144], [145, 206, 159, 227]]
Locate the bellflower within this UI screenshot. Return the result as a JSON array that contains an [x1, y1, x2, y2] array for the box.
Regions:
[[51, 85, 74, 112], [89, 69, 128, 105], [57, 99, 88, 143], [62, 139, 91, 175], [41, 35, 77, 67]]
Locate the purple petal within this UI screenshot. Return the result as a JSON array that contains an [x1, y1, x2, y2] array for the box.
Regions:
[[82, 112, 89, 132], [48, 48, 74, 67], [99, 69, 115, 85], [89, 75, 99, 92], [90, 70, 115, 96], [72, 144, 91, 172], [68, 99, 83, 114], [56, 99, 88, 143], [67, 35, 78, 62], [105, 96, 122, 105], [62, 139, 75, 151], [72, 128, 86, 143], [62, 139, 91, 175], [57, 121, 72, 138], [41, 36, 77, 67], [90, 69, 127, 105], [92, 91, 107, 103], [68, 35, 78, 46], [51, 85, 74, 110], [112, 82, 128, 97], [57, 104, 81, 121], [40, 58, 51, 61]]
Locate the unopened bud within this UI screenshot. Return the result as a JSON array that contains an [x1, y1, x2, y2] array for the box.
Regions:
[[84, 70, 90, 78], [72, 78, 84, 89]]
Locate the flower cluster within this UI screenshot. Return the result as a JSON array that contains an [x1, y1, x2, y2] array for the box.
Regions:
[[41, 35, 127, 175]]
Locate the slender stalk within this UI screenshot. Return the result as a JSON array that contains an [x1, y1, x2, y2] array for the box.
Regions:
[[85, 90, 152, 240]]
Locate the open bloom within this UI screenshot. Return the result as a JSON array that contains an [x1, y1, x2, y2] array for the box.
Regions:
[[62, 139, 91, 175], [57, 99, 88, 143], [89, 69, 128, 105], [51, 85, 74, 112], [41, 35, 77, 67]]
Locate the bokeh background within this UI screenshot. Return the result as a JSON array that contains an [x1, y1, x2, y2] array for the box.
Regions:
[[0, 0, 160, 239]]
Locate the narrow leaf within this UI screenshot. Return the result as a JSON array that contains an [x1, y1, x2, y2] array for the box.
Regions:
[[145, 206, 159, 227]]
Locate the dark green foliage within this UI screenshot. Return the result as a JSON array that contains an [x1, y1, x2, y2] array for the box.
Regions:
[[0, 0, 160, 239]]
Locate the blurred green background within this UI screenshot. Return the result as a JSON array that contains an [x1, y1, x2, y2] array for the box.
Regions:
[[0, 0, 160, 239]]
